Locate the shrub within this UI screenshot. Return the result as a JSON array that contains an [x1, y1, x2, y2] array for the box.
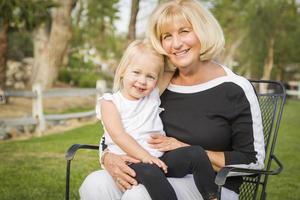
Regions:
[[78, 73, 99, 88], [58, 69, 113, 88]]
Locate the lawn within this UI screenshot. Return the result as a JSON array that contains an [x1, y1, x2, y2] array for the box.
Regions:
[[0, 123, 102, 200], [0, 100, 299, 200]]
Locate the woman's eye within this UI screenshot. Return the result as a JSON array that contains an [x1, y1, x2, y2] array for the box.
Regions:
[[162, 34, 171, 40], [132, 71, 139, 74], [180, 29, 189, 34]]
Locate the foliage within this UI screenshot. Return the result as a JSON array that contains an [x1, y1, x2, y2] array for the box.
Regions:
[[58, 69, 113, 88], [68, 54, 95, 70], [242, 0, 300, 79], [209, 0, 300, 80], [0, 0, 56, 30], [71, 0, 126, 60], [78, 73, 101, 88], [0, 100, 300, 199], [58, 52, 113, 88], [7, 30, 33, 60]]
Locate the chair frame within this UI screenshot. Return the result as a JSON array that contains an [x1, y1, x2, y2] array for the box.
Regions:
[[65, 80, 286, 200], [216, 80, 286, 200]]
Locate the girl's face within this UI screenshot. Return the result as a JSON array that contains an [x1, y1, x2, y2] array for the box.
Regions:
[[121, 55, 160, 101], [161, 18, 201, 71]]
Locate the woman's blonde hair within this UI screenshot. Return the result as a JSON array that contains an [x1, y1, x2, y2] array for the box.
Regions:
[[147, 0, 224, 62], [113, 39, 164, 92]]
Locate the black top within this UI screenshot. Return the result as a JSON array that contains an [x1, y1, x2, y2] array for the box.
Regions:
[[100, 66, 265, 194], [159, 66, 265, 193]]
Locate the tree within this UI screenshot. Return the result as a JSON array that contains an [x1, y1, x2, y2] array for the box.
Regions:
[[0, 18, 9, 90], [210, 0, 248, 68], [0, 0, 54, 90], [128, 0, 140, 42], [242, 0, 299, 92], [210, 0, 299, 85], [71, 0, 121, 60], [31, 0, 77, 89]]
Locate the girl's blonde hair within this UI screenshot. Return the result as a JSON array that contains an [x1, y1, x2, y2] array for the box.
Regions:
[[147, 0, 224, 62], [113, 39, 164, 92]]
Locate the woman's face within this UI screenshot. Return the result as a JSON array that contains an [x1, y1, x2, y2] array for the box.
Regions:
[[161, 19, 201, 70]]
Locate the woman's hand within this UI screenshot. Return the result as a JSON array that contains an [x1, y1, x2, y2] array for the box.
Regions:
[[205, 150, 225, 172], [142, 155, 168, 173], [148, 133, 189, 152], [103, 152, 140, 192]]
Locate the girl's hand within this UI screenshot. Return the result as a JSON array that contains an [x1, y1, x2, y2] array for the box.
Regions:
[[142, 155, 168, 173], [148, 134, 189, 151]]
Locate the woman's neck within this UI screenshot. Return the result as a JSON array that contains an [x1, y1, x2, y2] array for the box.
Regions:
[[171, 61, 226, 86]]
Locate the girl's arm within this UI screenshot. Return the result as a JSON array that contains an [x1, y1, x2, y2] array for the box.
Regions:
[[101, 100, 167, 171], [101, 100, 151, 160]]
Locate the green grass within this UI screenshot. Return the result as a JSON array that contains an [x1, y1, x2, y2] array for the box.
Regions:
[[0, 123, 102, 200], [0, 100, 299, 200], [266, 99, 300, 200]]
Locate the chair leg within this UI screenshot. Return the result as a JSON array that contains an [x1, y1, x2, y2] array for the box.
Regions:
[[261, 191, 267, 200], [217, 186, 222, 200], [66, 160, 71, 200]]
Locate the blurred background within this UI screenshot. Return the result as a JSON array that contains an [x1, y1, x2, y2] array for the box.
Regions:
[[0, 0, 299, 199], [0, 0, 299, 92]]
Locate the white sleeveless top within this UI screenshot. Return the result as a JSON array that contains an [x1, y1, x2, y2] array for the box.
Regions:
[[96, 87, 165, 157]]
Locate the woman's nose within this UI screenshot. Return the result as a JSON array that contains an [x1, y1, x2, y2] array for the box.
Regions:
[[172, 35, 183, 49]]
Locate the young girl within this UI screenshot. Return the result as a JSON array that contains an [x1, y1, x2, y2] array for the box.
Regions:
[[97, 40, 217, 200]]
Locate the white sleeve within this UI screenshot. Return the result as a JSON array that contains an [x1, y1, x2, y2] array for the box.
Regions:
[[95, 93, 114, 120]]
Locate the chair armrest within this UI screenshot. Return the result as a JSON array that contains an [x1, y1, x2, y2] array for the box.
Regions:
[[65, 144, 99, 200], [65, 144, 99, 161], [215, 154, 283, 186]]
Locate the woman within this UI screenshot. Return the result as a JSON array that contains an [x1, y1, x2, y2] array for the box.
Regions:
[[79, 0, 265, 199]]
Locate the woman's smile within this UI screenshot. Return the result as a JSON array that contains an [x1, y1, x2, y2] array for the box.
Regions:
[[173, 48, 191, 57]]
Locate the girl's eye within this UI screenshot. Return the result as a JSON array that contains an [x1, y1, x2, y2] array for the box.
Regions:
[[146, 75, 156, 80], [132, 71, 139, 74]]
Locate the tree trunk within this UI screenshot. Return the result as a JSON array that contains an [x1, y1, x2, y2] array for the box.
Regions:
[[276, 64, 284, 81], [220, 34, 245, 69], [0, 19, 9, 90], [31, 23, 51, 89], [260, 36, 275, 93], [31, 0, 76, 89], [127, 0, 139, 43]]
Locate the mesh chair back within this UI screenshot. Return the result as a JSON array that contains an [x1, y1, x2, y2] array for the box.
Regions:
[[238, 80, 286, 200]]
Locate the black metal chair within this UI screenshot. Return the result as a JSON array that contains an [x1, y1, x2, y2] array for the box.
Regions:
[[216, 80, 286, 200], [65, 80, 286, 200]]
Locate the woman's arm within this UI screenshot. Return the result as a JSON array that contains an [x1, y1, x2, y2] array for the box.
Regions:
[[158, 71, 174, 95], [149, 134, 225, 172]]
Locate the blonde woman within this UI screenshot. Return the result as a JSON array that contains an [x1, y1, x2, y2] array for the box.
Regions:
[[80, 1, 264, 199], [95, 39, 218, 200]]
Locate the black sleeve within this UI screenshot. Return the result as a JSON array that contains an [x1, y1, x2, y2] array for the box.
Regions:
[[224, 83, 264, 169]]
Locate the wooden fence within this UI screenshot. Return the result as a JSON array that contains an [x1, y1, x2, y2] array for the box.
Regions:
[[0, 80, 108, 136], [286, 81, 300, 99]]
